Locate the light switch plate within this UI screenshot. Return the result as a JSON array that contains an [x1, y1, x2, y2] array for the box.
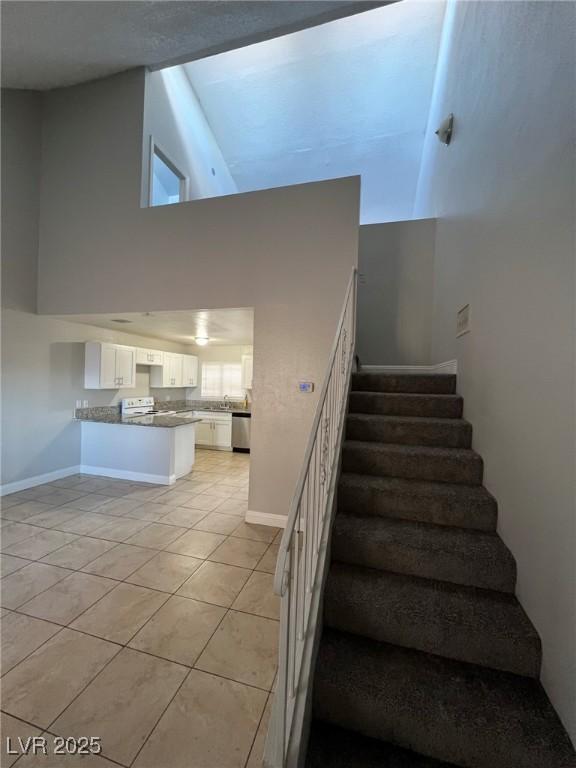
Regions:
[[457, 304, 471, 337]]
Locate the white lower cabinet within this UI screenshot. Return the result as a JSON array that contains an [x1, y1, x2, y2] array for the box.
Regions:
[[193, 411, 232, 450], [85, 342, 136, 389]]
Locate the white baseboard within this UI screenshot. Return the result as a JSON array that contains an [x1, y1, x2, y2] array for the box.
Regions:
[[431, 359, 458, 375], [245, 510, 286, 528], [0, 465, 81, 497], [361, 359, 458, 375], [79, 465, 175, 485]]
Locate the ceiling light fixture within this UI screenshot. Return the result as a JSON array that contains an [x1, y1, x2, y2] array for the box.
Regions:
[[195, 336, 209, 346]]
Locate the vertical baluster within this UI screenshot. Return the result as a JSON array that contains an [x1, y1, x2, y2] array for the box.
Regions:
[[299, 476, 308, 640], [289, 532, 299, 699]]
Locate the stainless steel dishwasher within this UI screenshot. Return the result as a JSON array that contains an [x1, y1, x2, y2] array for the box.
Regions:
[[232, 412, 251, 452]]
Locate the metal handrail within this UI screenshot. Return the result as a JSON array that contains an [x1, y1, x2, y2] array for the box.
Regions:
[[266, 266, 358, 768]]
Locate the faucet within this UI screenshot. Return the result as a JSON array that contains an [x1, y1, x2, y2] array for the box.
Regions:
[[223, 395, 230, 410]]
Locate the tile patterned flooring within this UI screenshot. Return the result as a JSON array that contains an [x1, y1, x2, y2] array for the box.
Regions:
[[0, 450, 280, 768]]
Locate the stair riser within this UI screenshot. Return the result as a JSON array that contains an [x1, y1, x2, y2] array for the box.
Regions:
[[323, 579, 541, 678], [338, 483, 497, 531], [351, 374, 456, 394], [349, 393, 463, 418], [331, 528, 516, 593], [342, 447, 483, 485], [346, 418, 472, 448]]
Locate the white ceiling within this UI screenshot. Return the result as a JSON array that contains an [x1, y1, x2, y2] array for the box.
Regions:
[[58, 308, 254, 346], [1, 0, 391, 91], [184, 0, 446, 223]]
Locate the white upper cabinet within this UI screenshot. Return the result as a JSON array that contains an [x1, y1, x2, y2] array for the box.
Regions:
[[85, 342, 136, 389], [150, 352, 183, 387], [150, 353, 198, 388], [182, 355, 199, 387], [241, 355, 253, 390], [135, 348, 164, 366]]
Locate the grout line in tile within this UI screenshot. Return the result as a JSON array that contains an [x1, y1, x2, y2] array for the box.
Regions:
[[243, 691, 272, 768]]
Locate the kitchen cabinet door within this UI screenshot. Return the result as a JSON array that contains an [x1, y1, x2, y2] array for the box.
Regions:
[[182, 355, 198, 387], [195, 420, 212, 446], [135, 348, 164, 366], [116, 347, 136, 388], [169, 354, 183, 387], [212, 421, 232, 449], [100, 345, 118, 389]]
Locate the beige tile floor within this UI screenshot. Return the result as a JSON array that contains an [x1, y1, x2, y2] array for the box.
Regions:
[[0, 450, 281, 768]]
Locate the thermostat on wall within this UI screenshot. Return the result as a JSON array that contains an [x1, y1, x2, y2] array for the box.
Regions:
[[299, 382, 315, 393]]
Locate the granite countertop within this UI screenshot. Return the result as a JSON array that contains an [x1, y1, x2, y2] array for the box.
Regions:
[[74, 400, 251, 428], [75, 412, 202, 429]]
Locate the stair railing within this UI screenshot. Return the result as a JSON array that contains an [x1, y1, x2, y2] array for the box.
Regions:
[[264, 267, 357, 768]]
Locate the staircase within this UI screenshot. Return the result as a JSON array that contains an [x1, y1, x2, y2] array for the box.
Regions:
[[306, 372, 576, 768]]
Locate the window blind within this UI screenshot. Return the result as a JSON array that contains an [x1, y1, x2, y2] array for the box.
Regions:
[[201, 362, 243, 398]]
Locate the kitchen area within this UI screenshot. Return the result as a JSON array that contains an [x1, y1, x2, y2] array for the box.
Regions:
[[70, 309, 254, 487]]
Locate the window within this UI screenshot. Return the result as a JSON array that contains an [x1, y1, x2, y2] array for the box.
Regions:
[[150, 143, 186, 206], [201, 363, 244, 399]]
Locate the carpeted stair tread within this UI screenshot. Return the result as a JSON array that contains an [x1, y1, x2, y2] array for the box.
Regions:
[[343, 441, 483, 485], [346, 414, 472, 448], [306, 720, 459, 768], [313, 629, 576, 768], [324, 563, 541, 677], [338, 473, 497, 530], [332, 514, 516, 592], [351, 373, 457, 395], [349, 392, 463, 418]]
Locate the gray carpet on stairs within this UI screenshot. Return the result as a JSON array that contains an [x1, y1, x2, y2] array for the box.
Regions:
[[306, 372, 575, 768]]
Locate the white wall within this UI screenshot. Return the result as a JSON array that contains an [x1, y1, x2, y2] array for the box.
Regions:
[[184, 344, 253, 400], [1, 309, 192, 488], [1, 90, 41, 313], [357, 219, 436, 365], [143, 67, 237, 205], [415, 0, 575, 739], [35, 68, 360, 524], [184, 0, 446, 223]]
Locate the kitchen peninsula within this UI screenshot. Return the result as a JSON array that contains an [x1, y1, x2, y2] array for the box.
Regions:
[[76, 398, 201, 484]]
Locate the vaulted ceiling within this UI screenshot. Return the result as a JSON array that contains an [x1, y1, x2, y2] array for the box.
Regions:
[[183, 0, 446, 222]]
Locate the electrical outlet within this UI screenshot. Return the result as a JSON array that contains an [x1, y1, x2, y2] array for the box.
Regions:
[[75, 400, 82, 409], [457, 304, 471, 337]]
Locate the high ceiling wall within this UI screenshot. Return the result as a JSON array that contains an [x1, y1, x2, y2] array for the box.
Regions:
[[180, 0, 446, 223]]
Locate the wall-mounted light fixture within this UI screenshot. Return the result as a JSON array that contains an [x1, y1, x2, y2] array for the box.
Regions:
[[195, 336, 209, 346], [435, 113, 454, 145]]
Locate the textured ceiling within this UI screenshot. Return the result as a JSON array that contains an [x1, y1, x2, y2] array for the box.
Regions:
[[56, 308, 254, 346], [1, 0, 390, 90]]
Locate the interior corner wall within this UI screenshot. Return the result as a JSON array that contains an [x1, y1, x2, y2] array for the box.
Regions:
[[415, 0, 576, 739], [36, 68, 360, 527], [143, 67, 237, 204], [357, 219, 436, 366]]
